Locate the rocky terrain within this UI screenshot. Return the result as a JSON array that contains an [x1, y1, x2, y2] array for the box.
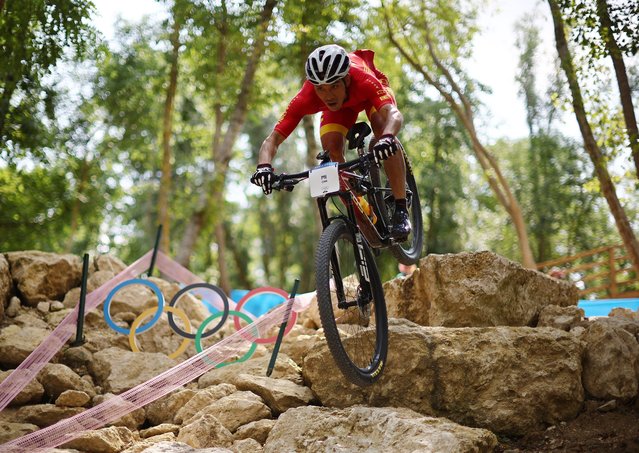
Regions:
[[0, 250, 638, 452]]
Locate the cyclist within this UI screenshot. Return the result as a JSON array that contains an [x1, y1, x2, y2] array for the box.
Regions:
[[250, 44, 411, 241]]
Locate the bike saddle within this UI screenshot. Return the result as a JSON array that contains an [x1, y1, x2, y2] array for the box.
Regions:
[[346, 122, 372, 150]]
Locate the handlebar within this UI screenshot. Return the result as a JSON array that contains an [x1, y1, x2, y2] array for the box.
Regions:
[[272, 152, 374, 192]]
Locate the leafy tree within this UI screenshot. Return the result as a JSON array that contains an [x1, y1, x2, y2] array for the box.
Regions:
[[548, 0, 639, 275], [557, 0, 639, 179], [0, 0, 95, 159], [380, 0, 537, 268]]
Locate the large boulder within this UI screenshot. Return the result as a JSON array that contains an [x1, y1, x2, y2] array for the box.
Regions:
[[384, 251, 579, 327], [0, 324, 51, 367], [6, 251, 82, 306], [37, 363, 96, 399], [0, 370, 45, 406], [263, 406, 498, 452], [89, 347, 178, 394], [581, 321, 639, 400], [61, 425, 137, 452], [303, 321, 585, 436]]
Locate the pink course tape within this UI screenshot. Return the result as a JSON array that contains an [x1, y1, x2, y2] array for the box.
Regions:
[[0, 251, 154, 412], [1, 303, 293, 451], [0, 250, 315, 451]]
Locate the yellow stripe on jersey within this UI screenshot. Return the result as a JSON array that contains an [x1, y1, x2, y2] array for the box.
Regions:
[[320, 123, 349, 137]]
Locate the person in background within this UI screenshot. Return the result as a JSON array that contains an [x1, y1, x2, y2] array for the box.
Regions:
[[396, 263, 417, 278]]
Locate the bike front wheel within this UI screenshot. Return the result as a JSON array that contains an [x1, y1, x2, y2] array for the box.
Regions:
[[315, 220, 388, 386]]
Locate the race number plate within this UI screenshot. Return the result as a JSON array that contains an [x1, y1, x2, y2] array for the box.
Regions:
[[309, 162, 339, 198]]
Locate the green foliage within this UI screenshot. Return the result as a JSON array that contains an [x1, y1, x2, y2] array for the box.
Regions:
[[1, 0, 633, 294], [0, 0, 96, 159], [559, 0, 639, 58]]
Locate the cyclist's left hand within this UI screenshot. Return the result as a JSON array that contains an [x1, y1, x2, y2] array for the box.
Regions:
[[372, 134, 398, 167]]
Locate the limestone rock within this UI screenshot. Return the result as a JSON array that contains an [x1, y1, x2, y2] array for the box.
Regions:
[[38, 363, 96, 400], [60, 345, 94, 375], [582, 321, 639, 400], [0, 422, 39, 444], [94, 254, 127, 274], [140, 424, 180, 439], [303, 323, 584, 436], [93, 393, 146, 429], [7, 251, 82, 306], [0, 254, 12, 315], [62, 270, 116, 309], [198, 354, 302, 388], [61, 425, 137, 453], [0, 324, 51, 367], [384, 251, 579, 327], [609, 307, 639, 321], [177, 414, 234, 448], [16, 403, 85, 427], [55, 389, 90, 407], [89, 347, 177, 394], [184, 391, 272, 433], [231, 438, 262, 453], [277, 326, 324, 366], [174, 384, 237, 424], [121, 433, 178, 453], [0, 369, 45, 406], [146, 388, 197, 425], [234, 373, 315, 414], [6, 296, 21, 317], [594, 316, 639, 337], [263, 406, 498, 452], [537, 305, 585, 331], [233, 419, 276, 445], [127, 440, 231, 452]]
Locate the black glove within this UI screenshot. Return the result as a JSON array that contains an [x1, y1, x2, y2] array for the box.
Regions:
[[372, 134, 398, 167], [250, 163, 275, 195]]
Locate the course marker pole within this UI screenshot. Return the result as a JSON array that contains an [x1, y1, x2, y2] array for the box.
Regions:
[[266, 278, 300, 377], [71, 253, 90, 347]]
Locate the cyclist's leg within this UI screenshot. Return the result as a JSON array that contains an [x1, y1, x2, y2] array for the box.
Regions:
[[368, 105, 406, 201], [320, 109, 358, 163]]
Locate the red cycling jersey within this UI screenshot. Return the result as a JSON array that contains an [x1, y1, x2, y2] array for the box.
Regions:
[[274, 49, 396, 139]]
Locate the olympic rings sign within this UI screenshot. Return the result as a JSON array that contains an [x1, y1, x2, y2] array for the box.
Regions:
[[103, 279, 297, 363]]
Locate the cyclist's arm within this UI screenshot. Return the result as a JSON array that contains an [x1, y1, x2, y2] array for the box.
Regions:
[[378, 103, 403, 137], [258, 130, 285, 165]]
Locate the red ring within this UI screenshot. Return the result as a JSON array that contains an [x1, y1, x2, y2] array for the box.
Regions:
[[233, 287, 298, 344]]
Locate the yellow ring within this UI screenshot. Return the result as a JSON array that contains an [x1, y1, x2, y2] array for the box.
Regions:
[[129, 306, 192, 359]]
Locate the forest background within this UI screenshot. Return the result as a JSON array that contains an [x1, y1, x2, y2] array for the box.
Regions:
[[1, 0, 638, 295]]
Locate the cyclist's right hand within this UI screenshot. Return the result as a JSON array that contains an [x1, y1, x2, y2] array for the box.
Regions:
[[250, 164, 275, 195]]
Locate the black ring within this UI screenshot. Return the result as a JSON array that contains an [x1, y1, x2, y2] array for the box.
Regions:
[[167, 283, 230, 339]]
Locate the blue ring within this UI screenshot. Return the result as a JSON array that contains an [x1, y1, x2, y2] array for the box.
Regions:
[[103, 279, 164, 335]]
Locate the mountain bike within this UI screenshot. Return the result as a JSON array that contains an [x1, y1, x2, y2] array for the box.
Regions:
[[272, 122, 423, 386]]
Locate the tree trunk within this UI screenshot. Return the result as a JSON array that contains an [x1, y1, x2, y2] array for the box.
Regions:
[[549, 0, 639, 276], [595, 0, 639, 180], [157, 13, 181, 254], [224, 222, 254, 289], [176, 0, 278, 267], [383, 10, 537, 268]]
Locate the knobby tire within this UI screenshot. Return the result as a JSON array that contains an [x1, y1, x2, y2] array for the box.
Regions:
[[315, 220, 388, 386]]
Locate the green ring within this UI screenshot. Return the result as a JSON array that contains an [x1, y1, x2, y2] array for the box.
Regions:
[[195, 310, 258, 368]]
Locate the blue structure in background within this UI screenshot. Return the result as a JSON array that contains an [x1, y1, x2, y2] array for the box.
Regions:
[[229, 289, 286, 317], [578, 298, 639, 317]]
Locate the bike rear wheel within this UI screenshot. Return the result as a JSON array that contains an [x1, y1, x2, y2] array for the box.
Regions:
[[315, 220, 388, 386], [370, 144, 423, 265]]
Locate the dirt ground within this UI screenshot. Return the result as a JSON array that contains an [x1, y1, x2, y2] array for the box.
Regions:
[[495, 401, 639, 453]]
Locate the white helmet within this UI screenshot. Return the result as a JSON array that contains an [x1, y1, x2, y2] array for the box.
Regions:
[[305, 44, 350, 85]]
